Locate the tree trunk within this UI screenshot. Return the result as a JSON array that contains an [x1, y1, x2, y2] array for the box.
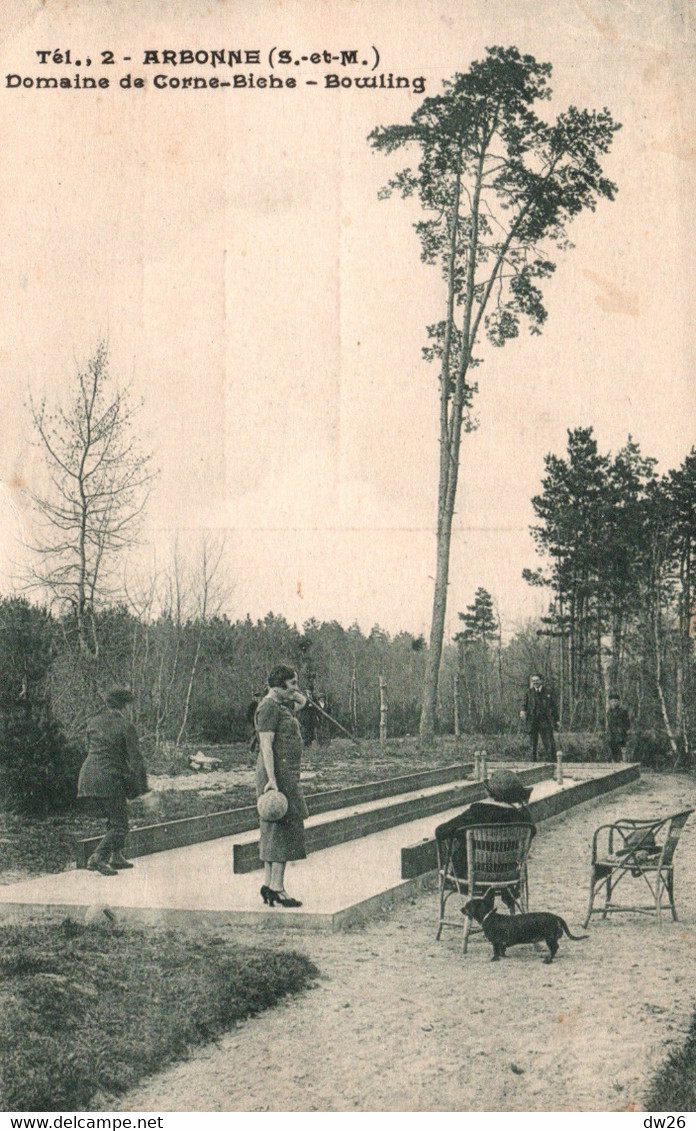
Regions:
[[350, 665, 358, 736], [496, 626, 504, 718], [483, 647, 491, 721], [678, 548, 692, 759], [420, 523, 454, 738], [176, 628, 203, 747], [557, 600, 565, 728], [379, 675, 388, 744], [419, 156, 485, 741], [653, 601, 680, 762], [417, 135, 540, 741]]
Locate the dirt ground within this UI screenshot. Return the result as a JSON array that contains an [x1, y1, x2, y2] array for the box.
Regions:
[[121, 771, 696, 1113]]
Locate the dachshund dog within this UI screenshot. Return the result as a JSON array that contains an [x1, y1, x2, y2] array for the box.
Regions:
[[462, 889, 588, 963]]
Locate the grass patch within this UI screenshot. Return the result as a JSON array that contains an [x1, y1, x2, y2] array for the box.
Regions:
[[644, 1010, 696, 1112], [130, 785, 257, 822], [0, 812, 98, 879], [0, 919, 319, 1111]]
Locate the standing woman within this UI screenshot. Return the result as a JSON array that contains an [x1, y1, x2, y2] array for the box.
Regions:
[[255, 664, 308, 907]]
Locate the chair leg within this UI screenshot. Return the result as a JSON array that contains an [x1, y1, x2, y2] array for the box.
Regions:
[[436, 881, 447, 940], [583, 873, 598, 929], [601, 875, 612, 919], [521, 878, 529, 914], [657, 869, 674, 921], [500, 888, 518, 915], [666, 872, 678, 921], [462, 911, 473, 954]]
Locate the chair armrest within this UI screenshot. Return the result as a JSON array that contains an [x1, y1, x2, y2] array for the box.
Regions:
[[589, 822, 623, 858]]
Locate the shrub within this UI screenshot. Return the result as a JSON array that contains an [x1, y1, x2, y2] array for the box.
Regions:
[[0, 597, 81, 817], [0, 701, 81, 817], [644, 1009, 696, 1111], [0, 598, 55, 707], [631, 728, 683, 769]]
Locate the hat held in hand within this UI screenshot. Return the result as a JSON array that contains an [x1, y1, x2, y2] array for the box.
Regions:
[[485, 768, 532, 805], [257, 788, 289, 822]]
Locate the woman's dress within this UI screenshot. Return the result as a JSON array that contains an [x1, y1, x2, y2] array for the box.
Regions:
[[255, 695, 308, 861]]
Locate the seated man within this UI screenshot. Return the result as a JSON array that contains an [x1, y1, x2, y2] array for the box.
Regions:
[[435, 768, 536, 910]]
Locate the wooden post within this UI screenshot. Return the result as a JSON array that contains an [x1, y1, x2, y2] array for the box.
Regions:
[[454, 673, 461, 737], [379, 675, 388, 744], [556, 750, 564, 785], [350, 665, 358, 737]]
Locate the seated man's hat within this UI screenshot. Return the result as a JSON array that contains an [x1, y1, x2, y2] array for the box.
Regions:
[[485, 768, 532, 805]]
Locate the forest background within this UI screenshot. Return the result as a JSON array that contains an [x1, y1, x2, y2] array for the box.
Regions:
[[2, 369, 695, 819]]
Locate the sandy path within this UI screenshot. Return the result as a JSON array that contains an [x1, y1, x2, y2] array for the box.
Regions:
[[122, 772, 696, 1112]]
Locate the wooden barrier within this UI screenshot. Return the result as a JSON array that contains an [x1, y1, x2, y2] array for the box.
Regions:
[[399, 763, 641, 879], [231, 764, 554, 874], [76, 762, 473, 867]]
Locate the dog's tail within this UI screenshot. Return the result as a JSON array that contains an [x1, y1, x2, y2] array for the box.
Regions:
[[559, 918, 589, 941]]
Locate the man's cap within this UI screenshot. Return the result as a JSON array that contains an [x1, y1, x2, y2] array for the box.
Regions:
[[485, 768, 532, 805]]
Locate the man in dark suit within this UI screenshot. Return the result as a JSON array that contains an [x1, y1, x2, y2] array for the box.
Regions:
[[77, 687, 148, 875], [520, 673, 558, 761]]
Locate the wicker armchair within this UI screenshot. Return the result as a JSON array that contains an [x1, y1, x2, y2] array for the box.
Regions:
[[436, 823, 533, 952], [584, 808, 693, 927]]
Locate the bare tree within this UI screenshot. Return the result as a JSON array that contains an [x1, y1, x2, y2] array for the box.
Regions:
[[126, 535, 229, 748], [175, 535, 228, 746], [27, 341, 155, 659]]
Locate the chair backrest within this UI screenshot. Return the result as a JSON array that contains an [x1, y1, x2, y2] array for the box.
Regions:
[[604, 809, 694, 867], [660, 809, 694, 867], [465, 824, 533, 885]]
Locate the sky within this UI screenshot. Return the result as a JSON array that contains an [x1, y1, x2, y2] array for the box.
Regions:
[[0, 0, 694, 641]]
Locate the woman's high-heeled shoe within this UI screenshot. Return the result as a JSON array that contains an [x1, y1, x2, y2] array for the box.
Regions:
[[269, 889, 302, 908], [260, 885, 275, 905]]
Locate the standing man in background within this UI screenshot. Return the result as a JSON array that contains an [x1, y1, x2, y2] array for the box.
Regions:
[[520, 673, 558, 762], [606, 693, 631, 762]]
